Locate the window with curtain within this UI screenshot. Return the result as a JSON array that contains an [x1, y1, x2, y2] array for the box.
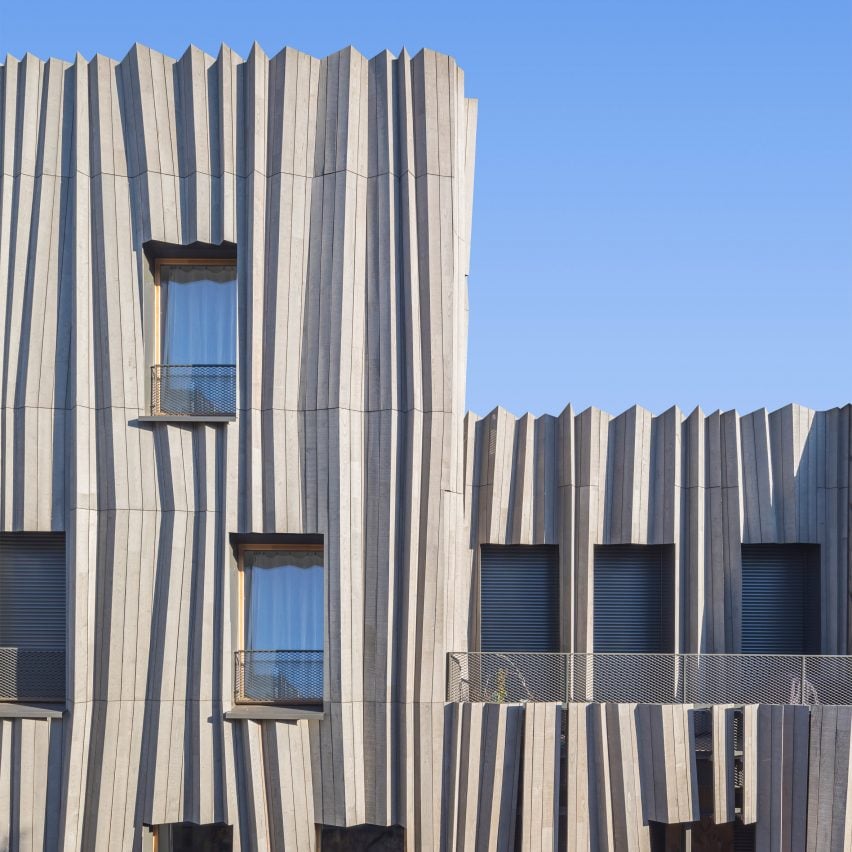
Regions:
[[238, 546, 324, 704], [158, 263, 236, 364], [153, 261, 237, 416]]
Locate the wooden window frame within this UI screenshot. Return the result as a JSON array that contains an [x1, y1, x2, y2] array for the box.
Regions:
[[236, 542, 325, 707], [153, 258, 237, 366]]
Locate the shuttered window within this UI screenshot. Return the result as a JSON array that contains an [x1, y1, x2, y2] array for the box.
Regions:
[[594, 545, 675, 653], [0, 533, 66, 701], [155, 823, 232, 851], [320, 825, 404, 850], [741, 544, 820, 654], [480, 545, 559, 651]]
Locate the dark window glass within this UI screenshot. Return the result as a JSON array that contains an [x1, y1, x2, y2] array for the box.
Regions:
[[156, 823, 232, 852], [319, 824, 404, 851]]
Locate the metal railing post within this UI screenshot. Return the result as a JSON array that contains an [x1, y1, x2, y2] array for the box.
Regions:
[[801, 655, 807, 705]]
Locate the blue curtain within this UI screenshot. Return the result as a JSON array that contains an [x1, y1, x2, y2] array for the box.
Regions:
[[160, 265, 236, 364], [244, 550, 324, 651]]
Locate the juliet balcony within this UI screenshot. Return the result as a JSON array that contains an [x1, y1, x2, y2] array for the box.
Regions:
[[234, 650, 324, 706], [151, 364, 236, 417], [446, 652, 852, 705]]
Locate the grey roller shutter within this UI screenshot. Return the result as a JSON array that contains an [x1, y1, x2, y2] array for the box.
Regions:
[[480, 545, 559, 651], [0, 533, 65, 648], [594, 545, 674, 653], [0, 533, 65, 701], [741, 544, 819, 654]]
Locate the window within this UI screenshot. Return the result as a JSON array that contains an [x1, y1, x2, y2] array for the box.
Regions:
[[593, 545, 675, 702], [152, 260, 237, 417], [236, 544, 324, 705], [0, 533, 65, 702], [476, 545, 560, 701], [318, 824, 404, 851], [593, 545, 675, 653], [149, 823, 232, 852], [741, 544, 820, 653], [480, 545, 559, 652], [650, 822, 685, 851]]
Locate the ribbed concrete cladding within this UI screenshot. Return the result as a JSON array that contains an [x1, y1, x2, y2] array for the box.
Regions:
[[0, 37, 851, 851], [466, 404, 850, 655], [0, 39, 476, 849]]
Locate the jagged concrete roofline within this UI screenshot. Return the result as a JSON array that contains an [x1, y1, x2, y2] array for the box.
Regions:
[[0, 41, 461, 68]]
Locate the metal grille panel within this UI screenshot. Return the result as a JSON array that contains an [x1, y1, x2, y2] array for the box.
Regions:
[[234, 650, 323, 704], [800, 656, 852, 705], [0, 648, 65, 702], [448, 651, 567, 702], [682, 654, 802, 703], [152, 364, 236, 416], [447, 652, 852, 705], [571, 653, 680, 702]]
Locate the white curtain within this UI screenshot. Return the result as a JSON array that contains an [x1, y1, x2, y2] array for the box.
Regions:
[[160, 265, 236, 364], [244, 550, 324, 650]]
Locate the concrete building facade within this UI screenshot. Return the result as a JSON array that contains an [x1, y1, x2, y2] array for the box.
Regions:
[[0, 41, 850, 850]]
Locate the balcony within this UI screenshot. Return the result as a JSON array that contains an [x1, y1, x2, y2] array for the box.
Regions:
[[234, 650, 323, 705], [447, 652, 852, 705], [151, 364, 236, 417], [0, 647, 65, 702]]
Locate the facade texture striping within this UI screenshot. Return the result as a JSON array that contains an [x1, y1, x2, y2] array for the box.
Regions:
[[0, 40, 851, 850]]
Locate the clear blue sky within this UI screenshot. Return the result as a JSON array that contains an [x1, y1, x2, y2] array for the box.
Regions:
[[2, 0, 850, 417]]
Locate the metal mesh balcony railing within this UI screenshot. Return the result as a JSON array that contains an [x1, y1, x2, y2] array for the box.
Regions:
[[234, 650, 323, 705], [0, 647, 65, 702], [447, 652, 852, 705], [151, 364, 236, 417]]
